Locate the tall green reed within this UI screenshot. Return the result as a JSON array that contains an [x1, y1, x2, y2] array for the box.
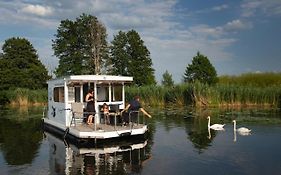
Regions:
[[219, 72, 281, 87], [126, 82, 281, 108], [2, 88, 47, 106]]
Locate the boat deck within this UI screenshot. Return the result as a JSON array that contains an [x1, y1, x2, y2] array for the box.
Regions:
[[44, 118, 148, 140]]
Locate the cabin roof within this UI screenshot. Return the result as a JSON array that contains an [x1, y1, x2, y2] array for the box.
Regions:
[[48, 75, 133, 85]]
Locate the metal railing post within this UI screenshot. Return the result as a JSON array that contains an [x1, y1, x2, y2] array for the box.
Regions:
[[94, 113, 96, 131], [137, 111, 139, 125]]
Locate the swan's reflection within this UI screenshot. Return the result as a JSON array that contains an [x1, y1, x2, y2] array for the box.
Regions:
[[233, 129, 237, 142]]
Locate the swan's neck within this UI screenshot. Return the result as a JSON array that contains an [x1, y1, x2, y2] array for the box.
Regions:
[[233, 121, 236, 131], [208, 127, 211, 139], [208, 118, 210, 128]]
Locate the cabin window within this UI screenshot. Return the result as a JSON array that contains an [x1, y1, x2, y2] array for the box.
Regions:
[[112, 84, 122, 101], [67, 86, 81, 102], [83, 83, 89, 102], [75, 87, 81, 102], [53, 87, 64, 102], [68, 87, 75, 102], [97, 85, 109, 102]]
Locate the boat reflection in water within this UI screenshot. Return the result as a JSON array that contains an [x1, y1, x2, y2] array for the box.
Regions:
[[45, 131, 151, 175]]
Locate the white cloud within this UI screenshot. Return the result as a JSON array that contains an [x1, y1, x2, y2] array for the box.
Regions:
[[212, 4, 229, 11], [241, 0, 281, 17], [194, 4, 229, 14], [104, 13, 155, 30], [188, 19, 252, 39], [223, 19, 252, 31], [0, 1, 57, 27], [189, 25, 224, 38], [210, 38, 237, 46], [21, 4, 53, 16]]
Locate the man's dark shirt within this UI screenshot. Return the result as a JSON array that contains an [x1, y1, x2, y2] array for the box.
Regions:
[[129, 99, 141, 112]]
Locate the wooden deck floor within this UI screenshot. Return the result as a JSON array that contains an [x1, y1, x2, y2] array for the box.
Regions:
[[71, 123, 145, 132]]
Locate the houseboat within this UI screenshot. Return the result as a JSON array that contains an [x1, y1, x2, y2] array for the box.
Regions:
[[43, 75, 149, 142]]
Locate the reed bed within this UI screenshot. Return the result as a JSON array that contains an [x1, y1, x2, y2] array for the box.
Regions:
[[192, 83, 281, 108], [126, 85, 167, 107], [219, 72, 281, 87], [1, 88, 47, 106], [2, 72, 281, 108], [126, 84, 194, 107], [211, 84, 281, 107], [126, 81, 281, 108]]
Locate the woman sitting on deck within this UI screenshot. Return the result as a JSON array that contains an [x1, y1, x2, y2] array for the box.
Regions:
[[101, 103, 110, 125]]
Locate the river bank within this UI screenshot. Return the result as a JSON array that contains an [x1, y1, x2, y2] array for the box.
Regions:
[[1, 83, 281, 109]]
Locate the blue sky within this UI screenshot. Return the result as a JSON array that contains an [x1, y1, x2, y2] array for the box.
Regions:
[[0, 0, 281, 83]]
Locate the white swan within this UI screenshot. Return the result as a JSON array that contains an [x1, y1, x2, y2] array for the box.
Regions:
[[207, 116, 225, 130], [233, 120, 251, 135]]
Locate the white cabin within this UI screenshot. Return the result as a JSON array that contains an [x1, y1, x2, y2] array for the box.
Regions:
[[43, 75, 148, 140]]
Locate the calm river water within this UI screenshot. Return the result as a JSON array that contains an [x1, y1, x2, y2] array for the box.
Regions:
[[0, 106, 281, 175]]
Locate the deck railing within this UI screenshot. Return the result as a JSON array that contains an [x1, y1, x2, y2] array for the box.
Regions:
[[70, 110, 146, 131]]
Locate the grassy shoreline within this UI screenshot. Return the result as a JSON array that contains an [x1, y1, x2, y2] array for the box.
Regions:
[[0, 88, 47, 106], [126, 83, 281, 108], [1, 79, 280, 108], [1, 85, 280, 108]]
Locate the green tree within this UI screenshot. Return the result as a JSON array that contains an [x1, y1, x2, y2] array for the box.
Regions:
[[161, 70, 174, 87], [109, 30, 156, 86], [108, 31, 129, 76], [183, 52, 218, 85], [52, 14, 108, 77], [0, 37, 50, 90]]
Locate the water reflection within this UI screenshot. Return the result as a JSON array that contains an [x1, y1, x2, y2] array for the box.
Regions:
[[45, 131, 151, 175], [233, 129, 237, 142], [0, 108, 42, 165], [152, 107, 217, 153], [151, 107, 281, 154], [1, 106, 281, 174]]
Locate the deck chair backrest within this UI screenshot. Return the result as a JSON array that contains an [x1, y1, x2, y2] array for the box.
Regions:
[[71, 103, 84, 117], [110, 104, 119, 112]]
